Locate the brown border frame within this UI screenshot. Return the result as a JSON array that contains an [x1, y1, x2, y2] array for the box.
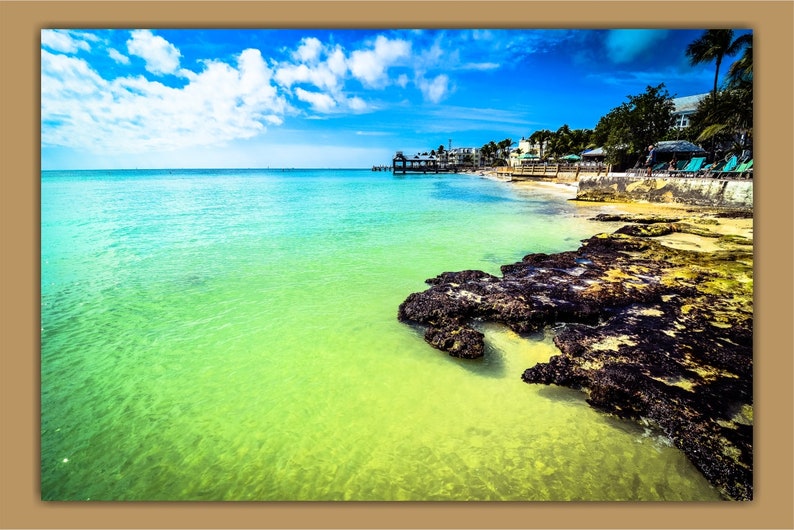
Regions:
[[2, 2, 792, 528]]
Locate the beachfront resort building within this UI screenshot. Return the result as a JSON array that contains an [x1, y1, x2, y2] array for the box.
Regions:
[[672, 93, 708, 129], [506, 138, 545, 167], [446, 147, 481, 168]]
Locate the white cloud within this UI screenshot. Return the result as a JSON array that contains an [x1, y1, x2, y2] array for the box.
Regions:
[[326, 47, 347, 77], [461, 62, 500, 71], [108, 48, 130, 65], [293, 37, 323, 63], [41, 30, 92, 54], [348, 35, 410, 88], [346, 96, 368, 112], [275, 63, 341, 92], [294, 88, 337, 112], [418, 74, 450, 103], [126, 30, 181, 75], [275, 43, 347, 93], [41, 47, 288, 154]]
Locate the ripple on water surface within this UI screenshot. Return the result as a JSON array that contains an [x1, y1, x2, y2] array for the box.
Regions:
[[40, 169, 721, 501]]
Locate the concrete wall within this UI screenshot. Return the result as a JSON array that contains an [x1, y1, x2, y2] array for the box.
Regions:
[[576, 174, 753, 209]]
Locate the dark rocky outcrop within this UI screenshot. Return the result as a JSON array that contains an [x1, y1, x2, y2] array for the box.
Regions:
[[397, 217, 753, 501]]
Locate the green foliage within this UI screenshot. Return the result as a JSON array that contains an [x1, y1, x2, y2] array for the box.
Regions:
[[687, 88, 752, 156], [592, 84, 675, 166], [683, 31, 752, 158], [686, 30, 747, 98], [526, 126, 592, 161], [725, 34, 752, 91]]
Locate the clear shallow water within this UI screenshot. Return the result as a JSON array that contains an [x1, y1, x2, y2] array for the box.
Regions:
[[40, 169, 721, 501]]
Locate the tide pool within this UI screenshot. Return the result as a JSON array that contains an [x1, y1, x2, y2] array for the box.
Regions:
[[40, 168, 721, 500]]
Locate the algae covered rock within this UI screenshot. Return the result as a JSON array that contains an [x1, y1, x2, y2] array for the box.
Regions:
[[397, 217, 753, 500]]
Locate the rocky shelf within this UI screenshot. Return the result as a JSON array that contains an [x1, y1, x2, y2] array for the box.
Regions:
[[397, 213, 753, 501]]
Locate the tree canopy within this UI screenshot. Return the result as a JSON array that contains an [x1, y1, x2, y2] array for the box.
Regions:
[[592, 84, 675, 166]]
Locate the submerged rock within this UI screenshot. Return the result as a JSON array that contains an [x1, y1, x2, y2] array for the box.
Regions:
[[397, 218, 753, 501]]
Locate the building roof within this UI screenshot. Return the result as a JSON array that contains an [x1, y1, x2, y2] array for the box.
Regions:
[[672, 93, 708, 114], [654, 140, 706, 154], [582, 147, 605, 157], [393, 152, 436, 161]]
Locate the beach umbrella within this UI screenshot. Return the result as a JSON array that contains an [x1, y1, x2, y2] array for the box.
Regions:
[[561, 154, 581, 161]]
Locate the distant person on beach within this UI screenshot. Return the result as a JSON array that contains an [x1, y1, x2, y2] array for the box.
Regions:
[[645, 144, 656, 176], [668, 156, 678, 171]]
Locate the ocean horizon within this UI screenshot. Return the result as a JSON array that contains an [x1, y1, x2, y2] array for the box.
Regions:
[[40, 167, 721, 501]]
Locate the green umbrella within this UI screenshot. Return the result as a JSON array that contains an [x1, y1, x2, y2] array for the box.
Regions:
[[561, 154, 581, 161]]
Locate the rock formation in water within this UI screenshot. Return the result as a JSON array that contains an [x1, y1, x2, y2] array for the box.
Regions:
[[397, 213, 753, 501]]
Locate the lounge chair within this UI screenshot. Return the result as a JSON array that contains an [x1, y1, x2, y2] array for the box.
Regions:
[[670, 156, 706, 177], [709, 155, 739, 178], [649, 162, 667, 175], [660, 159, 688, 176], [739, 159, 753, 178], [711, 156, 742, 178], [722, 159, 754, 179], [702, 156, 732, 177]]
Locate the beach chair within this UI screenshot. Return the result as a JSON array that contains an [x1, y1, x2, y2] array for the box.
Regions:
[[670, 157, 706, 177], [702, 156, 731, 177], [711, 156, 740, 178], [723, 159, 754, 179], [684, 157, 707, 176], [649, 162, 667, 175], [740, 159, 753, 178], [660, 159, 687, 176]]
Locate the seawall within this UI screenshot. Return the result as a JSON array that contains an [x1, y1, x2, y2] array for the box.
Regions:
[[576, 174, 753, 209]]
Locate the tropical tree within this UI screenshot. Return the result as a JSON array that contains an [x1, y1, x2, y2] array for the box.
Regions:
[[435, 144, 450, 167], [479, 142, 493, 166], [529, 129, 552, 160], [686, 32, 753, 159], [688, 90, 752, 156], [686, 30, 747, 100], [498, 138, 514, 162], [548, 125, 571, 159], [591, 84, 675, 168], [725, 33, 752, 90], [487, 141, 499, 164]]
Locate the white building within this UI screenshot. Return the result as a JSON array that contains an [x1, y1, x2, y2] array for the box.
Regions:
[[672, 93, 708, 129], [447, 147, 481, 167]]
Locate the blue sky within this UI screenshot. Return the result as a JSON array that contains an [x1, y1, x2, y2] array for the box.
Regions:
[[41, 28, 750, 170]]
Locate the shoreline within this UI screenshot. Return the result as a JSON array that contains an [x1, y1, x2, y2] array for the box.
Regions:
[[400, 173, 754, 500], [466, 168, 754, 250]]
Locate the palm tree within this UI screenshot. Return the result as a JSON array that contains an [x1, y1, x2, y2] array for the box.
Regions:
[[686, 30, 747, 100], [497, 138, 514, 163], [529, 129, 552, 160], [726, 33, 752, 90], [488, 141, 499, 164], [436, 144, 446, 167]]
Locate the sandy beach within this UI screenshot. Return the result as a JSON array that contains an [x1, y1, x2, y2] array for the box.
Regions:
[[468, 169, 753, 253]]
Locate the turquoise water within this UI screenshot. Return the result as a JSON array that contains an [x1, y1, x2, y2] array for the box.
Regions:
[[40, 168, 721, 501]]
